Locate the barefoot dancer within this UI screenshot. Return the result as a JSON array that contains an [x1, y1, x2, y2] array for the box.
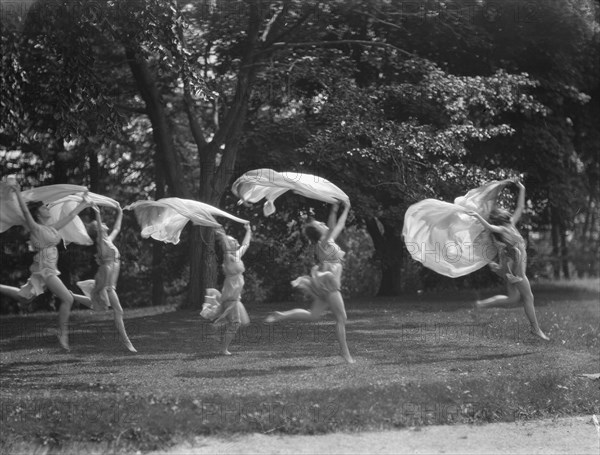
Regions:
[[74, 201, 137, 352], [266, 201, 355, 364], [0, 182, 91, 351], [206, 224, 252, 355], [467, 180, 549, 340]]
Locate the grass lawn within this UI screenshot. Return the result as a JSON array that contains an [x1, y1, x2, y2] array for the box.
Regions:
[[1, 280, 598, 453]]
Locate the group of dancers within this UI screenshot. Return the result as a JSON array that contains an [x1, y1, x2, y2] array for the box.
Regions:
[[0, 183, 136, 352], [0, 170, 548, 363]]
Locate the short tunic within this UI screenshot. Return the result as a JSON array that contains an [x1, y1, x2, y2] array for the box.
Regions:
[[17, 224, 61, 300], [76, 235, 120, 311], [292, 239, 345, 300], [491, 226, 527, 284], [202, 257, 250, 326]]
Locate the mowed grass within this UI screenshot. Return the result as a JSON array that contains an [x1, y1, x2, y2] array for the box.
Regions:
[[1, 280, 598, 453]]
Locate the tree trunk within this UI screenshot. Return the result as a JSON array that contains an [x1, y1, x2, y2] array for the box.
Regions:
[[188, 226, 218, 308], [126, 3, 261, 308], [124, 45, 191, 199], [559, 220, 570, 279], [185, 6, 260, 308], [87, 145, 100, 192], [366, 217, 404, 296], [550, 207, 561, 279]]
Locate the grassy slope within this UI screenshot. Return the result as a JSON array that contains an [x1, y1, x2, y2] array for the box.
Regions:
[[0, 281, 598, 453]]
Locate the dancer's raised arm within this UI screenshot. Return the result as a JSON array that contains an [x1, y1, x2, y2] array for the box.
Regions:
[[326, 201, 350, 242], [511, 180, 526, 225], [237, 224, 252, 257], [327, 202, 339, 230], [52, 195, 91, 231], [108, 206, 123, 242]]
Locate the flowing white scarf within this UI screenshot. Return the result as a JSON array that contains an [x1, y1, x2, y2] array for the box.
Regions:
[[231, 169, 349, 215], [125, 197, 248, 244], [402, 180, 511, 278], [0, 183, 117, 246]]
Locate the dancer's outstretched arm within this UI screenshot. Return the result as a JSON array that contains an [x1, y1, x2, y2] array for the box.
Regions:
[[108, 206, 123, 242], [52, 196, 91, 231], [237, 223, 252, 258], [327, 202, 339, 230], [91, 201, 102, 222], [511, 180, 526, 225], [326, 201, 350, 242]]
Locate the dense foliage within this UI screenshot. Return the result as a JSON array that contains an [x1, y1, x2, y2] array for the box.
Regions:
[[1, 0, 598, 312]]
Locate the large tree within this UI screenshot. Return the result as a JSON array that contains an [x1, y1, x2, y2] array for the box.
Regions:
[[2, 0, 598, 304]]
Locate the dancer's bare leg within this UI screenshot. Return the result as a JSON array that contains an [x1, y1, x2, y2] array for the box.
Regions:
[[514, 277, 549, 340], [222, 322, 240, 355], [45, 275, 74, 351], [108, 289, 137, 352], [0, 284, 32, 305], [266, 302, 325, 323], [476, 282, 520, 307], [72, 293, 93, 309], [266, 296, 354, 364], [327, 291, 354, 364]]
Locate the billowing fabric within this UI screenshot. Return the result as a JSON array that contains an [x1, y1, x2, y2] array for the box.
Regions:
[[202, 256, 250, 324], [46, 192, 119, 246], [0, 183, 93, 246], [201, 290, 222, 320], [202, 288, 250, 326], [49, 192, 119, 210], [231, 169, 349, 216], [125, 198, 248, 245], [402, 180, 511, 278]]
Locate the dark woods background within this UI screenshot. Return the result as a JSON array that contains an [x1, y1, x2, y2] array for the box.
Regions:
[[1, 0, 599, 314]]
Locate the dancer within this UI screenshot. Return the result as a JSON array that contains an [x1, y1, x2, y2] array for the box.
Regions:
[[206, 223, 252, 355], [0, 182, 91, 351], [74, 201, 137, 352], [266, 201, 355, 364], [467, 179, 550, 340]]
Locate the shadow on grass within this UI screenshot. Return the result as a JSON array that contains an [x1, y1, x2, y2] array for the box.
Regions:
[[378, 351, 535, 367], [177, 365, 312, 379], [0, 291, 598, 453]]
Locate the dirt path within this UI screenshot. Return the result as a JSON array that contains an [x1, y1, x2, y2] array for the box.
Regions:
[[153, 416, 599, 454]]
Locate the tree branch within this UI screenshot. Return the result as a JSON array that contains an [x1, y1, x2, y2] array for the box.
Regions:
[[260, 5, 283, 42], [260, 40, 416, 58], [176, 20, 209, 155]]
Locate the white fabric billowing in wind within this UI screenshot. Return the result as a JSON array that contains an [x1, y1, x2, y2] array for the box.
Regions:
[[402, 180, 511, 278], [47, 192, 120, 246], [49, 192, 120, 210], [125, 197, 249, 244], [231, 169, 349, 216], [0, 183, 93, 246]]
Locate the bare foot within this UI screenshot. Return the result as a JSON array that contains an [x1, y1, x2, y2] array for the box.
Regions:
[[122, 340, 137, 353], [344, 355, 356, 364], [265, 312, 282, 323], [221, 350, 232, 356], [57, 333, 70, 352], [530, 327, 550, 341]]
